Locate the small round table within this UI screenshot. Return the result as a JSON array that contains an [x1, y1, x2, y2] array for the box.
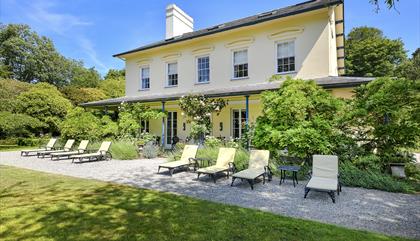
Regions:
[[278, 165, 300, 187]]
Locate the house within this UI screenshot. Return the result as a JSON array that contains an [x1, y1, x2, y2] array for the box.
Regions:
[[82, 0, 372, 148]]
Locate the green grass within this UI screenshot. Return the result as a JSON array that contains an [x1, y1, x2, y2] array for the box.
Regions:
[[0, 166, 412, 241]]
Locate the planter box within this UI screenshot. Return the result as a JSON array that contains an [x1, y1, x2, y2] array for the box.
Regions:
[[390, 163, 406, 178]]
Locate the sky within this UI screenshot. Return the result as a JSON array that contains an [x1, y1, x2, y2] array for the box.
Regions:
[[1, 0, 419, 75]]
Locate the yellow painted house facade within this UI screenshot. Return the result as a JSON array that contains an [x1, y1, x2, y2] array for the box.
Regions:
[[83, 0, 372, 148]]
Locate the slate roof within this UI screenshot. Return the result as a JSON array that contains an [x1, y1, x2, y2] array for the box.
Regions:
[[113, 0, 343, 57], [80, 76, 373, 107]]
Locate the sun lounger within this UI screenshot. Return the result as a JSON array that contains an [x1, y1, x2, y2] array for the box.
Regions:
[[158, 145, 199, 176], [37, 139, 75, 158], [50, 140, 89, 160], [21, 138, 57, 156], [70, 141, 112, 163], [304, 155, 341, 203], [230, 150, 271, 190], [196, 147, 236, 183]]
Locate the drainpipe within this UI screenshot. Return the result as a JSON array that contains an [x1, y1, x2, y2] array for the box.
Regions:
[[161, 101, 165, 147]]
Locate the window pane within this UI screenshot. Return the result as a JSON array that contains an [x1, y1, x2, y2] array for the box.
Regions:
[[168, 63, 177, 74], [233, 50, 247, 65], [197, 56, 210, 83], [277, 41, 295, 73]]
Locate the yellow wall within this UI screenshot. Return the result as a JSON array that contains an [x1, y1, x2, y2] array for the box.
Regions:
[[330, 87, 355, 99], [123, 8, 338, 97]]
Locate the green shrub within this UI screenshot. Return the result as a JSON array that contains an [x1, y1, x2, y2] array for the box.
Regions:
[[204, 136, 222, 148], [16, 82, 72, 133], [16, 137, 49, 147], [253, 78, 344, 159], [339, 161, 416, 193], [109, 141, 138, 160], [0, 111, 46, 138], [61, 86, 107, 105], [353, 154, 382, 172], [100, 116, 118, 138], [143, 143, 158, 159], [196, 146, 249, 170], [60, 107, 101, 141]]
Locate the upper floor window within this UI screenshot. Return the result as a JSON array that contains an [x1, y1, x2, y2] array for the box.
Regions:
[[140, 67, 150, 90], [197, 56, 210, 83], [233, 49, 248, 78], [277, 41, 295, 73], [167, 62, 178, 86]]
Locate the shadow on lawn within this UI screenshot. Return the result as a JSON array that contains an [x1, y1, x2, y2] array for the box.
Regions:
[[1, 180, 282, 241], [0, 166, 412, 241]]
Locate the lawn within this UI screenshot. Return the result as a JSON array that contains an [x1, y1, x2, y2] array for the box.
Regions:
[[0, 166, 412, 241], [0, 146, 34, 152]]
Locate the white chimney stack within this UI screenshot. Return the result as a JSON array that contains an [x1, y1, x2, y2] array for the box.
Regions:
[[165, 4, 193, 39]]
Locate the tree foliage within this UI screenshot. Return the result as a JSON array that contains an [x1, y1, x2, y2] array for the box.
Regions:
[[59, 107, 102, 140], [0, 23, 102, 87], [0, 79, 32, 111], [0, 111, 46, 138], [253, 78, 344, 158], [345, 26, 406, 77], [16, 82, 72, 133], [396, 48, 420, 80], [99, 77, 125, 98], [104, 69, 125, 80], [345, 77, 420, 165], [61, 86, 107, 105]]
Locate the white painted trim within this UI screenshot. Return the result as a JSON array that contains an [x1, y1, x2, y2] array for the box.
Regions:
[[267, 27, 304, 41], [139, 65, 150, 91], [225, 37, 255, 49]]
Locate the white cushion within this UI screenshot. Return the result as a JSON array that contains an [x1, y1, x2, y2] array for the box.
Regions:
[[306, 177, 338, 191]]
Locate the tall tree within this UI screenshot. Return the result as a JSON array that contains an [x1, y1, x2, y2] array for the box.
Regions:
[[396, 48, 420, 80], [104, 69, 125, 80], [345, 26, 406, 77], [0, 24, 69, 85]]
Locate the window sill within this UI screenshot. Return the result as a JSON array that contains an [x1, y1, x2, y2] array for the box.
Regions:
[[138, 88, 150, 91], [231, 77, 249, 81], [275, 71, 297, 75], [165, 85, 178, 88], [195, 81, 210, 85]]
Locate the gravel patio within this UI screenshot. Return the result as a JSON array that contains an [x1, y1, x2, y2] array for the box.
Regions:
[[0, 151, 419, 239]]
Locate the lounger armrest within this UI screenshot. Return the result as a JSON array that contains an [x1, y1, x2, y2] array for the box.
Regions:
[[228, 162, 237, 174]]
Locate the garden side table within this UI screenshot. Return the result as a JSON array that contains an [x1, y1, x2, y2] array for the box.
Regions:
[[278, 165, 301, 187]]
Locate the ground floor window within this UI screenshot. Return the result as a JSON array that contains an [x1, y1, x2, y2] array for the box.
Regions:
[[232, 109, 247, 139], [140, 120, 149, 133], [166, 112, 177, 145]]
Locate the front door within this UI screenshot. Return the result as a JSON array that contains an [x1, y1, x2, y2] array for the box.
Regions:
[[232, 109, 246, 139], [166, 111, 177, 147]]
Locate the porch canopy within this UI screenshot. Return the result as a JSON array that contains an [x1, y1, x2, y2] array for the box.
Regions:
[[80, 76, 373, 108]]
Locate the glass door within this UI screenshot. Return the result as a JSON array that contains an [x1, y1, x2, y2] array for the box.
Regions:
[[166, 112, 177, 147], [232, 109, 246, 139]]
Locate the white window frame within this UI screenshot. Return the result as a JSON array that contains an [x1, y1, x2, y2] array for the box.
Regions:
[[275, 40, 296, 74], [139, 66, 150, 90], [232, 49, 249, 79], [231, 109, 247, 139], [196, 55, 210, 83], [166, 62, 178, 87]]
